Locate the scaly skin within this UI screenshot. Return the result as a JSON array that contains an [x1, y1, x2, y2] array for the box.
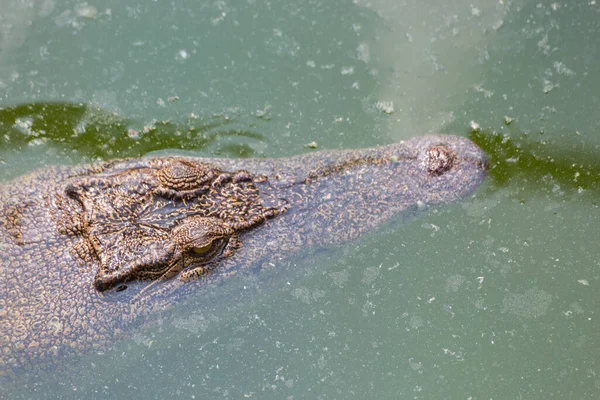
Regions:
[[0, 134, 487, 379]]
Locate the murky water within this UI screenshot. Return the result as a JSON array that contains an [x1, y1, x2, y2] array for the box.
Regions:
[[1, 0, 599, 398]]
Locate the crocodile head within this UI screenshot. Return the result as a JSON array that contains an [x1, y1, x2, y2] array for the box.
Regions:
[[56, 135, 487, 292], [60, 159, 286, 291]]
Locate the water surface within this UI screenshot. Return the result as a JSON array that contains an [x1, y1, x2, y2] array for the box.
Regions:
[[1, 0, 599, 398]]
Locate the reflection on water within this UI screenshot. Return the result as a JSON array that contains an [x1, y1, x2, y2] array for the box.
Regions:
[[0, 1, 53, 88], [470, 127, 600, 194], [0, 102, 266, 179], [353, 0, 518, 138]]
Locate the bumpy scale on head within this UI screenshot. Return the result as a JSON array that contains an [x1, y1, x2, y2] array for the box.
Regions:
[[60, 158, 285, 291], [156, 160, 219, 191]]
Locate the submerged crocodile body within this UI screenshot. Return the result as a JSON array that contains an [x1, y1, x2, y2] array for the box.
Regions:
[[0, 135, 487, 379]]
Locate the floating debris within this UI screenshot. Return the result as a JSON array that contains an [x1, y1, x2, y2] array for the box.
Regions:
[[543, 79, 558, 94], [177, 49, 189, 60], [13, 118, 34, 135], [255, 103, 272, 120], [474, 84, 494, 98], [375, 101, 394, 115], [341, 66, 354, 76], [356, 42, 370, 63], [127, 129, 140, 139], [554, 61, 575, 76], [469, 120, 481, 131], [77, 4, 98, 19]]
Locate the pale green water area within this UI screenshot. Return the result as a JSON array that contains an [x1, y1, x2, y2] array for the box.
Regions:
[[1, 0, 599, 398]]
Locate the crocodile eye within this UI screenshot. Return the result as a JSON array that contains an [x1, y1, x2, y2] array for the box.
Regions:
[[192, 241, 214, 255], [424, 145, 456, 175], [173, 216, 233, 259]]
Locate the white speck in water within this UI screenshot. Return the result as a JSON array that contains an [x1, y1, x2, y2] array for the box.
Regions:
[[578, 279, 589, 286], [375, 100, 394, 114], [13, 118, 34, 135], [28, 138, 49, 146], [341, 66, 354, 75], [211, 12, 226, 25], [77, 4, 98, 19], [442, 348, 464, 361], [421, 223, 440, 232], [473, 84, 494, 98], [387, 262, 400, 271], [356, 42, 370, 63], [542, 79, 558, 94], [554, 61, 575, 76], [471, 6, 482, 17], [74, 121, 87, 135], [537, 34, 552, 55], [178, 49, 189, 60], [127, 129, 139, 139], [571, 302, 584, 314]]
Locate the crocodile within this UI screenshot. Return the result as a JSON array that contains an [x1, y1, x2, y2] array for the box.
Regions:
[[0, 134, 487, 380]]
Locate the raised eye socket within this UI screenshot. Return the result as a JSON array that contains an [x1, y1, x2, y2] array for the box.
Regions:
[[157, 160, 216, 191], [424, 145, 456, 175], [192, 241, 214, 255]]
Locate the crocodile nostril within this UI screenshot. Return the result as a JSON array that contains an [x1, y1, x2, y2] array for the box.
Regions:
[[115, 284, 128, 292], [424, 145, 456, 175]]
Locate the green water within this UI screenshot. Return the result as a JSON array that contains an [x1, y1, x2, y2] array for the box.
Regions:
[[1, 0, 599, 398]]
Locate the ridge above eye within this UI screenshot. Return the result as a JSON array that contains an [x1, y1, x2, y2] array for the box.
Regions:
[[156, 160, 219, 191]]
